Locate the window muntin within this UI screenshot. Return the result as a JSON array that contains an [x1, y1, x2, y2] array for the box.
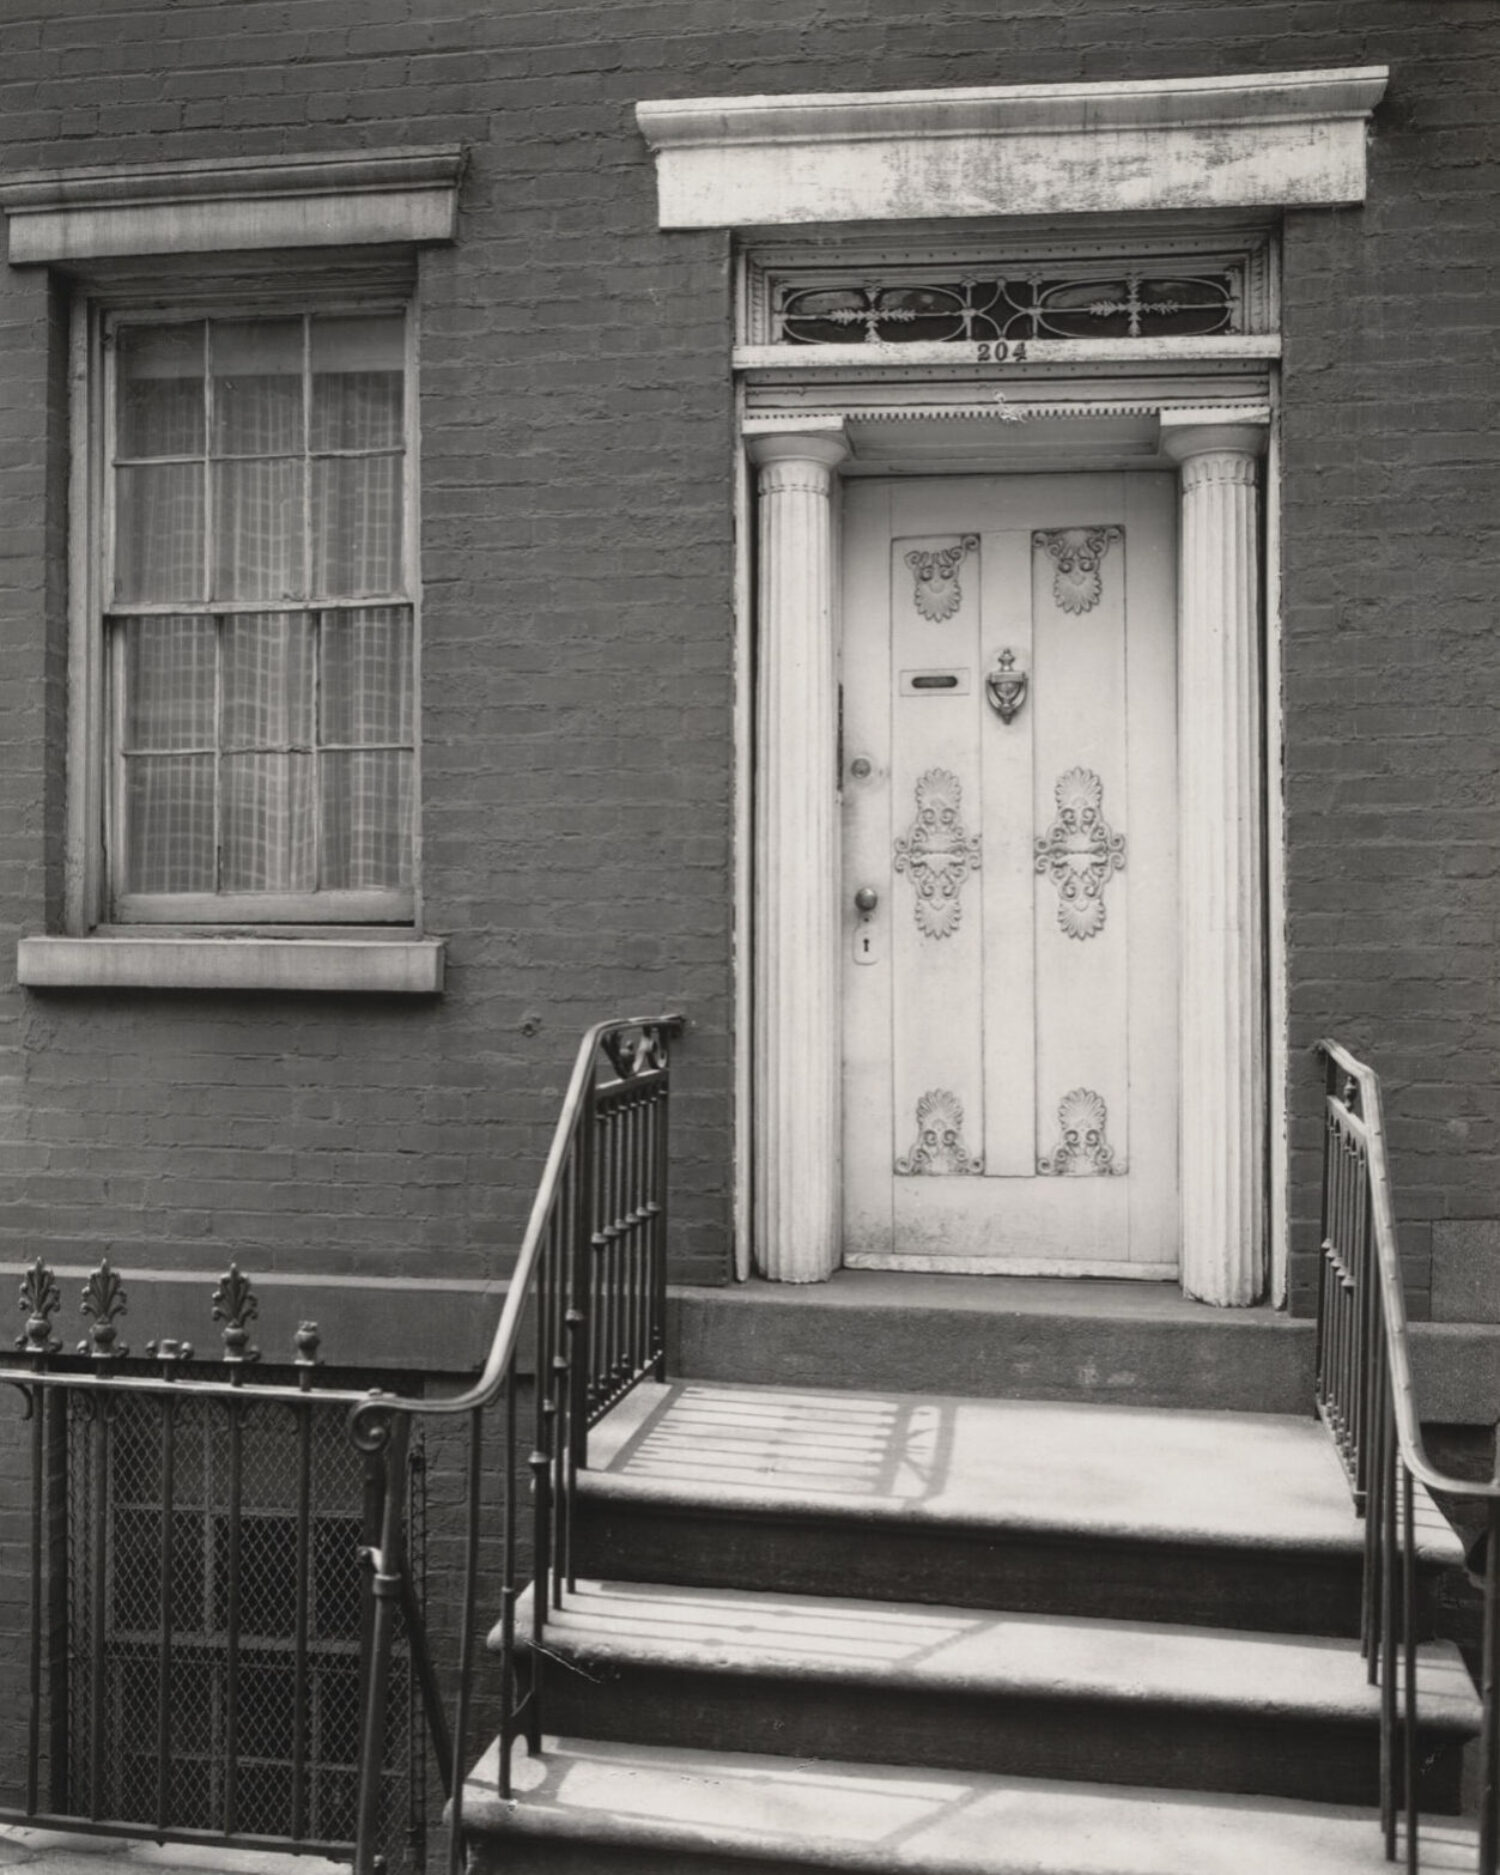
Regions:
[[105, 310, 415, 922]]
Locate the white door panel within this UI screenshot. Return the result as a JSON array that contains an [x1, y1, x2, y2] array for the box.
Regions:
[[840, 474, 1178, 1275]]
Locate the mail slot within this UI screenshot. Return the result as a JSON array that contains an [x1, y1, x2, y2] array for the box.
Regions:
[[899, 668, 971, 697]]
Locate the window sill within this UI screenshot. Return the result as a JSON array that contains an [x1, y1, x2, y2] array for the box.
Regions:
[[17, 934, 444, 994]]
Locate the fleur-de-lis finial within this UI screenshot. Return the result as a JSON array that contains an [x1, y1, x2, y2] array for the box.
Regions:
[[79, 1260, 129, 1359], [212, 1263, 261, 1365], [17, 1259, 61, 1356]]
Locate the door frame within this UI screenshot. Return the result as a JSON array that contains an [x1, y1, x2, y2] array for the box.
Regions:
[[731, 378, 1288, 1305]]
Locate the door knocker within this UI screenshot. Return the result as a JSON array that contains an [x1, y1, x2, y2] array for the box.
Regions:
[[985, 649, 1028, 723]]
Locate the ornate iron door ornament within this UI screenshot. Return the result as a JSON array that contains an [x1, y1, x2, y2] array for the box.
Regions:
[[985, 648, 1028, 723], [1038, 1088, 1119, 1176], [896, 1088, 983, 1175], [1036, 525, 1122, 615], [906, 534, 978, 622], [1035, 766, 1126, 939], [893, 768, 982, 938]]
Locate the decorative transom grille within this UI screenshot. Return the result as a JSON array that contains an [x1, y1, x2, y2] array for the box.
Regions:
[[745, 237, 1273, 347]]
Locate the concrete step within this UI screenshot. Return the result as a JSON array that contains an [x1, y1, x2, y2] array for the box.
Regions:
[[461, 1735, 1484, 1875], [502, 1579, 1481, 1808], [667, 1273, 1314, 1412], [578, 1379, 1465, 1635]]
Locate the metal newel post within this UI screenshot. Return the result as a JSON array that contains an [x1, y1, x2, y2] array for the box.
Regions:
[[354, 1411, 410, 1875], [1479, 1494, 1500, 1875], [568, 1057, 598, 1476]]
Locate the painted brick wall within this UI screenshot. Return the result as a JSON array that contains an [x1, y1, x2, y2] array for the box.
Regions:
[[0, 0, 1492, 1336]]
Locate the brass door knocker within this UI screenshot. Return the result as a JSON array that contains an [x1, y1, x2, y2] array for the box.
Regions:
[[985, 649, 1028, 723]]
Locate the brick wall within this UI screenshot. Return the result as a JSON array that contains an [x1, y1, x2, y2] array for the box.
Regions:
[[0, 0, 1491, 1333]]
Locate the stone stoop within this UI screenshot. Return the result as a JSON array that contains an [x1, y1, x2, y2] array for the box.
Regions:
[[462, 1379, 1484, 1874]]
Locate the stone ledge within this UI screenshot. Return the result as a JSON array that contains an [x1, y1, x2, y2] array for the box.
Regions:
[[0, 144, 466, 263], [17, 934, 445, 994], [637, 67, 1389, 228]]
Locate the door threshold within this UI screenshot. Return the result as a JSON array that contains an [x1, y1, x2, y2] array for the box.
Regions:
[[709, 1266, 1285, 1322], [845, 1253, 1179, 1281]]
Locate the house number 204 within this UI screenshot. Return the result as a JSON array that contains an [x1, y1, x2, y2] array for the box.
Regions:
[[976, 341, 1028, 362]]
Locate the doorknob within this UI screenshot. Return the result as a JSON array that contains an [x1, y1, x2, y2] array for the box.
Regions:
[[854, 888, 879, 915]]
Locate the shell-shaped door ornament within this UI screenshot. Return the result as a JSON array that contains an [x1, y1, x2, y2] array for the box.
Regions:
[[896, 1089, 983, 1175], [1036, 525, 1121, 615], [906, 535, 978, 622], [1038, 1088, 1119, 1176], [894, 768, 981, 939], [1035, 767, 1125, 940]]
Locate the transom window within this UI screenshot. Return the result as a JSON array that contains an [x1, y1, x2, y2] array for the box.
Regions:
[[105, 310, 415, 922]]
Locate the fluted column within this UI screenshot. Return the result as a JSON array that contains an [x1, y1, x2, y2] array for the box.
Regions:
[[749, 431, 848, 1282], [1164, 421, 1267, 1306]]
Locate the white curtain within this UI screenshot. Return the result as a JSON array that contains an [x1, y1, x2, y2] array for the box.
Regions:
[[116, 314, 411, 898]]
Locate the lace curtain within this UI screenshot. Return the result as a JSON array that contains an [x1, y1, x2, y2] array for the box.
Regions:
[[112, 315, 412, 900]]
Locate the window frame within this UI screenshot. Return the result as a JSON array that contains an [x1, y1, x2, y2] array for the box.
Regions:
[[70, 284, 424, 934]]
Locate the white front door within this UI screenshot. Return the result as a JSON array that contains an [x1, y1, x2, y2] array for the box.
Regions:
[[840, 473, 1179, 1276]]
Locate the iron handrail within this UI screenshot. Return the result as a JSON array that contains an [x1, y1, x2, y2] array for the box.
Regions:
[[347, 1012, 682, 1441], [1315, 1038, 1498, 1874], [1316, 1038, 1500, 1508], [346, 1011, 684, 1875]]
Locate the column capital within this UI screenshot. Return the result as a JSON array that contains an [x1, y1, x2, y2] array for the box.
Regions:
[[1161, 418, 1268, 468], [747, 428, 850, 484]]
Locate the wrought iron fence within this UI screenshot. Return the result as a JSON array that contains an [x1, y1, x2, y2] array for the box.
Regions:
[[0, 1264, 430, 1868], [0, 1011, 683, 1875], [1315, 1040, 1499, 1873]]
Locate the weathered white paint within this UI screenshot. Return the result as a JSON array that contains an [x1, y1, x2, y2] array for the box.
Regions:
[[749, 429, 849, 1282], [17, 936, 445, 994], [0, 146, 465, 263], [1264, 410, 1290, 1308], [1163, 418, 1268, 1306], [842, 474, 1178, 1276], [637, 70, 1387, 230]]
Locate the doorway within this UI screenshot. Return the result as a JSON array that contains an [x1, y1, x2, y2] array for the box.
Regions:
[[840, 473, 1179, 1276]]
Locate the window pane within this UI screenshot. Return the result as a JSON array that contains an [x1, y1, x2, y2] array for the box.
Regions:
[[222, 752, 316, 892], [223, 613, 315, 749], [211, 319, 303, 458], [312, 456, 402, 597], [118, 323, 205, 459], [321, 750, 412, 890], [123, 616, 216, 750], [311, 316, 403, 451], [125, 756, 216, 892], [321, 608, 412, 745], [115, 463, 204, 603], [212, 458, 305, 601]]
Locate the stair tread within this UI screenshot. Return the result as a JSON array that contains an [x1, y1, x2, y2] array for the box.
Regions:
[[586, 1380, 1464, 1564], [505, 1577, 1482, 1731], [464, 1735, 1482, 1874]]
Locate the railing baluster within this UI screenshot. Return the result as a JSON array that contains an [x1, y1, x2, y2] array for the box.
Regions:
[[498, 1366, 520, 1797], [1382, 1388, 1397, 1862], [570, 1068, 598, 1475], [88, 1400, 108, 1819], [25, 1379, 45, 1814], [1479, 1495, 1499, 1875], [444, 1406, 481, 1875], [223, 1398, 243, 1837], [1402, 1460, 1418, 1875], [156, 1392, 177, 1834], [290, 1395, 314, 1843]]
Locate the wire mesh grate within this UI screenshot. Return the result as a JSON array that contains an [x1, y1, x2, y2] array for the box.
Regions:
[[64, 1383, 422, 1868]]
